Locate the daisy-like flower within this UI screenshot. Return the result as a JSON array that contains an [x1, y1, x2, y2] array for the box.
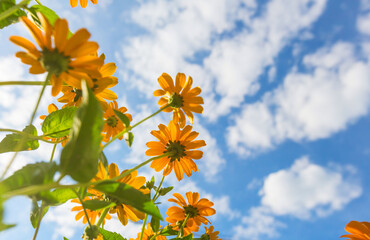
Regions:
[[10, 13, 103, 96], [341, 221, 370, 240], [200, 226, 222, 240], [70, 0, 98, 8], [71, 196, 112, 225], [146, 120, 206, 181], [166, 192, 216, 234], [129, 223, 167, 240], [39, 103, 69, 146], [102, 101, 132, 142], [58, 56, 118, 108], [91, 162, 149, 226], [154, 73, 204, 128]]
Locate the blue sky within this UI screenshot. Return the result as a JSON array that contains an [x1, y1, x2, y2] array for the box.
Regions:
[[0, 0, 369, 239]]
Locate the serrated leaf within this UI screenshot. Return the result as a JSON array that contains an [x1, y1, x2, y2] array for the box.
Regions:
[[150, 212, 160, 233], [159, 186, 174, 196], [29, 4, 59, 25], [93, 181, 162, 220], [124, 132, 134, 147], [41, 107, 76, 138], [0, 162, 57, 194], [0, 125, 39, 154], [60, 81, 103, 183], [99, 228, 127, 240], [83, 199, 116, 211], [37, 188, 76, 206], [0, 0, 27, 29], [30, 200, 49, 228], [113, 109, 130, 128]]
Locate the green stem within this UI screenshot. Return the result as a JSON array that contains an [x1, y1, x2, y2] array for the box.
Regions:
[[177, 214, 190, 238], [0, 0, 30, 22], [0, 81, 50, 86], [32, 203, 44, 240], [102, 105, 170, 151], [49, 143, 57, 162], [152, 175, 165, 202], [96, 207, 109, 228], [139, 214, 149, 240], [0, 75, 50, 180], [35, 0, 43, 5], [72, 189, 92, 228]]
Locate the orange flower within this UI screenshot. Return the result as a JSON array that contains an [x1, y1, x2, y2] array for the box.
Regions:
[[102, 101, 132, 142], [129, 223, 167, 240], [91, 163, 149, 226], [39, 103, 69, 146], [70, 0, 98, 8], [146, 120, 206, 181], [10, 13, 103, 96], [71, 196, 112, 225], [341, 221, 370, 240], [58, 55, 118, 108], [166, 192, 216, 234], [154, 73, 204, 128], [201, 226, 222, 240]]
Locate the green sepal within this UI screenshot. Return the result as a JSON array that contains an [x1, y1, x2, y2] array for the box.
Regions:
[[93, 181, 163, 220], [60, 81, 103, 183], [41, 106, 77, 138], [0, 125, 39, 154]]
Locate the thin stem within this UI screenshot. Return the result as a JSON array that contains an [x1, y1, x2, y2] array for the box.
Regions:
[[0, 81, 50, 86], [49, 143, 57, 162], [0, 0, 30, 22], [177, 214, 190, 238], [152, 175, 165, 201], [32, 203, 44, 240], [102, 105, 170, 151], [72, 189, 92, 228], [96, 207, 110, 228], [0, 75, 50, 180], [35, 0, 43, 5], [139, 214, 149, 240]]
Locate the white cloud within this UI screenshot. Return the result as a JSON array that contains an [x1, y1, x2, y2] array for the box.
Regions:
[[227, 42, 370, 155], [120, 0, 327, 120], [233, 156, 362, 240], [260, 156, 362, 219], [357, 12, 370, 35]]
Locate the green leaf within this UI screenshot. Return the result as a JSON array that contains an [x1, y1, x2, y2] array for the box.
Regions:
[[63, 237, 69, 240], [30, 200, 49, 228], [124, 132, 134, 147], [0, 198, 15, 232], [150, 211, 160, 232], [100, 151, 109, 171], [83, 199, 116, 211], [41, 106, 77, 138], [0, 125, 39, 154], [172, 234, 193, 240], [99, 228, 126, 240], [37, 188, 76, 206], [0, 0, 27, 29], [60, 81, 103, 183], [113, 109, 130, 128], [159, 226, 178, 236], [28, 4, 59, 26], [93, 181, 163, 220], [159, 186, 174, 196], [0, 162, 57, 194]]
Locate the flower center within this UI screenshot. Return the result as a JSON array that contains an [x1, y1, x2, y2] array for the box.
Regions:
[[168, 93, 183, 108], [183, 205, 199, 218], [200, 234, 210, 240], [106, 116, 118, 127], [40, 48, 70, 76], [164, 140, 186, 162], [71, 88, 82, 102]]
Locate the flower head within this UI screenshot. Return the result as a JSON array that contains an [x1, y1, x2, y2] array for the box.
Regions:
[[57, 56, 118, 108], [129, 223, 167, 240], [39, 103, 69, 146], [10, 13, 103, 96], [71, 196, 112, 225], [146, 121, 206, 181], [166, 192, 216, 233], [70, 0, 98, 8], [102, 101, 132, 142], [154, 73, 203, 128], [200, 226, 222, 240], [341, 221, 370, 240]]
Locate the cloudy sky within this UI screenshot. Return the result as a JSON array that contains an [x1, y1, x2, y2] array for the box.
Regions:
[[0, 0, 369, 239]]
